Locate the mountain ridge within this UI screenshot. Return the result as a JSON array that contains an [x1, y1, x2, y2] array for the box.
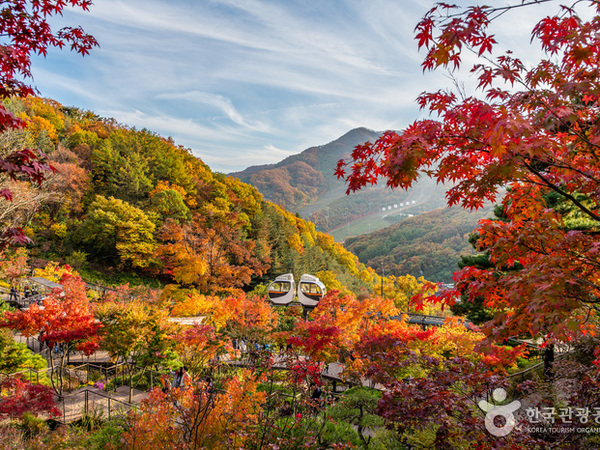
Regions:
[[233, 127, 380, 176], [229, 127, 383, 215], [230, 127, 449, 239]]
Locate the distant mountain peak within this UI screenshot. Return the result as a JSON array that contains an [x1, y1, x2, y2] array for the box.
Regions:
[[229, 127, 381, 178], [229, 128, 382, 210], [230, 127, 448, 241]]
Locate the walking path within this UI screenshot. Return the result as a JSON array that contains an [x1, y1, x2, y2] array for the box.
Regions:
[[59, 385, 147, 423], [13, 330, 372, 422], [9, 332, 153, 423]]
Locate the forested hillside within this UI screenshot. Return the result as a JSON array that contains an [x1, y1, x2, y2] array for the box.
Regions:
[[344, 206, 494, 282], [0, 96, 379, 296]]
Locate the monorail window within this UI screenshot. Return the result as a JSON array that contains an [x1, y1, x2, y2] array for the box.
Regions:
[[268, 281, 292, 298], [300, 283, 322, 294]]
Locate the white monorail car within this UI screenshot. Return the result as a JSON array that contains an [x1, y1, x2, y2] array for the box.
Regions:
[[297, 274, 326, 307], [267, 273, 295, 305]]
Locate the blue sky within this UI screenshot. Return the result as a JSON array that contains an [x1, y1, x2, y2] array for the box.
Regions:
[[29, 0, 561, 173]]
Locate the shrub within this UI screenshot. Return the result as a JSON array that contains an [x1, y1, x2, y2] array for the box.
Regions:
[[17, 412, 48, 439], [84, 416, 128, 449]]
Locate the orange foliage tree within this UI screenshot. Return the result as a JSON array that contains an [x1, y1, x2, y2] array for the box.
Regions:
[[222, 294, 278, 344], [123, 370, 265, 449], [156, 212, 269, 295], [282, 291, 400, 388], [0, 247, 29, 285], [170, 324, 229, 379], [184, 293, 278, 344], [308, 290, 399, 353]]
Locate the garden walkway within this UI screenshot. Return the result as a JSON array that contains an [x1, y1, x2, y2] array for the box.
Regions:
[[58, 385, 147, 423]]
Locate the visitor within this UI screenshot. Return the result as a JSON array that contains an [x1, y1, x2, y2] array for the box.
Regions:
[[172, 367, 183, 389], [52, 342, 64, 357], [310, 382, 322, 414], [280, 400, 292, 417], [310, 382, 322, 401], [9, 286, 17, 302], [180, 366, 191, 388]]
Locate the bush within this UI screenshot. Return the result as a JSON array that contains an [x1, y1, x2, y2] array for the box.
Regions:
[[88, 368, 106, 384], [283, 416, 363, 448], [17, 412, 48, 439], [66, 251, 88, 271], [0, 423, 26, 448], [74, 404, 105, 432], [84, 416, 128, 449]]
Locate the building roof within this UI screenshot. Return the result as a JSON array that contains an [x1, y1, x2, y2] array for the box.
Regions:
[[168, 317, 206, 326]]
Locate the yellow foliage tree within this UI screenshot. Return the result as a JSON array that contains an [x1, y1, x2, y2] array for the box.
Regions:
[[33, 261, 77, 283], [287, 233, 304, 254], [94, 296, 178, 367], [314, 270, 352, 296], [382, 274, 440, 314], [170, 292, 219, 319]]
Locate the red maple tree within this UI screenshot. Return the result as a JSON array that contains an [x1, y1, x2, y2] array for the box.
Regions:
[[0, 273, 101, 394], [336, 1, 600, 341], [0, 376, 60, 420]]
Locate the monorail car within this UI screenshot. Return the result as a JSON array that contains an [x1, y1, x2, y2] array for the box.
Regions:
[[267, 273, 295, 305]]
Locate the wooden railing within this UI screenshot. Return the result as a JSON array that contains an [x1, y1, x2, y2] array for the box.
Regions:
[[59, 387, 136, 424], [1, 361, 168, 423], [2, 291, 44, 309]]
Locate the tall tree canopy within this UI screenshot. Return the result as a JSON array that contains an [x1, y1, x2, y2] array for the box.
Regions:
[[80, 195, 157, 269], [336, 1, 600, 341]]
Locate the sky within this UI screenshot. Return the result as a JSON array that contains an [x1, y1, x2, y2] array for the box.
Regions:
[[28, 0, 566, 173]]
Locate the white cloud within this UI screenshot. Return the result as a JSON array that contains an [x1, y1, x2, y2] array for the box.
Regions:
[[157, 91, 268, 131], [28, 0, 567, 172]]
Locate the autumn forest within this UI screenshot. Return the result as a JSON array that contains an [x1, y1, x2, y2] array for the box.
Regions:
[[2, 1, 600, 449]]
